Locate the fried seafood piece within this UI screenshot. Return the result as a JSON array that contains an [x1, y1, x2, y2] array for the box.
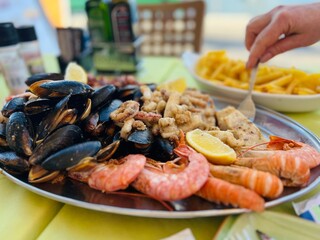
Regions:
[[207, 128, 244, 149], [140, 86, 169, 114], [215, 106, 266, 147], [161, 91, 216, 138], [110, 100, 140, 125], [158, 117, 180, 140]]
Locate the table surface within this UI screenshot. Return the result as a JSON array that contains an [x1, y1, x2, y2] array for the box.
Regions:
[[0, 56, 319, 240]]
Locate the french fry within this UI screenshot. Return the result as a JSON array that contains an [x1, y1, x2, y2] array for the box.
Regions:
[[255, 71, 284, 85], [195, 50, 320, 95]]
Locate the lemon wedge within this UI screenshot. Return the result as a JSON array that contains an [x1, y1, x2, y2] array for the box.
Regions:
[[157, 77, 187, 93], [64, 62, 88, 84], [186, 129, 237, 165]]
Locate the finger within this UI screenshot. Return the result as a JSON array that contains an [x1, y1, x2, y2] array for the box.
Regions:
[[245, 14, 272, 50], [246, 21, 286, 68], [260, 34, 307, 62]]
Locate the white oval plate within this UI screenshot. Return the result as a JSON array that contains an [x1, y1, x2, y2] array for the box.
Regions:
[[182, 51, 320, 112]]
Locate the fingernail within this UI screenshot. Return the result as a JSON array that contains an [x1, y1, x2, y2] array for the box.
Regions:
[[260, 52, 272, 63]]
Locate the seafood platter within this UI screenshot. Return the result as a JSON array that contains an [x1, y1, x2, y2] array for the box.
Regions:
[[0, 72, 319, 218]]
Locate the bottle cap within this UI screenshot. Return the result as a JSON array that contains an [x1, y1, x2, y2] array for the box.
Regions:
[[0, 22, 19, 47], [17, 25, 38, 42]]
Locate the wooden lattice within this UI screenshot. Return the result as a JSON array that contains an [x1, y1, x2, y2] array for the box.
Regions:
[[137, 1, 205, 56]]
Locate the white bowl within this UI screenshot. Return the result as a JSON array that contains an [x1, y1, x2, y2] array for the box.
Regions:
[[182, 51, 320, 112]]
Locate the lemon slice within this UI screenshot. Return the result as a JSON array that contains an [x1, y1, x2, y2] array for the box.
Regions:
[[186, 129, 236, 165], [64, 62, 88, 84], [157, 77, 187, 93]]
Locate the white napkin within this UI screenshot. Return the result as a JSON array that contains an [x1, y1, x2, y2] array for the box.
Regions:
[[160, 228, 196, 240], [292, 192, 320, 223]]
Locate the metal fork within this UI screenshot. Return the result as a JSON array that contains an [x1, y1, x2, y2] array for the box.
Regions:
[[237, 62, 259, 121]]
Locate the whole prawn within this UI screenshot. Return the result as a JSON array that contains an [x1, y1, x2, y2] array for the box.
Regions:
[[68, 154, 146, 192], [197, 176, 265, 212], [209, 164, 283, 198], [234, 136, 319, 187], [131, 144, 209, 201]]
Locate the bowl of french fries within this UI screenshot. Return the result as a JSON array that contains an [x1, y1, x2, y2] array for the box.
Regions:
[[182, 51, 320, 112]]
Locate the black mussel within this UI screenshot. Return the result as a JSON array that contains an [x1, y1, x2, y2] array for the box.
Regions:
[[28, 165, 60, 183], [29, 80, 54, 97], [90, 84, 117, 112], [56, 108, 78, 128], [1, 97, 27, 118], [150, 137, 176, 162], [127, 128, 154, 154], [128, 128, 154, 145], [0, 151, 30, 174], [36, 94, 71, 142], [99, 99, 122, 123], [41, 141, 101, 171], [67, 94, 91, 121], [146, 83, 157, 91], [25, 73, 64, 86], [6, 112, 34, 156], [0, 123, 7, 147], [39, 80, 93, 98], [96, 140, 120, 162], [110, 131, 130, 158], [24, 98, 57, 116], [29, 124, 83, 165], [117, 84, 140, 101]]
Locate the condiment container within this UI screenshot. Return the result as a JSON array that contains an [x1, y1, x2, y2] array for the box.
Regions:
[[0, 22, 30, 95], [17, 25, 45, 75]]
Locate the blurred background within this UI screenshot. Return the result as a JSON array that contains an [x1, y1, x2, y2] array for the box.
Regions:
[[0, 0, 319, 72]]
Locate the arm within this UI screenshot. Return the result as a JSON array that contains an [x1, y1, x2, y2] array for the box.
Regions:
[[245, 3, 320, 69]]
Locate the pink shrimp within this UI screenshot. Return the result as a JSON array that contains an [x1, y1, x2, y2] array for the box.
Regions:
[[267, 136, 320, 169], [68, 154, 146, 192], [88, 154, 146, 192], [209, 164, 283, 199], [196, 176, 265, 212], [234, 136, 319, 187], [131, 144, 209, 201]]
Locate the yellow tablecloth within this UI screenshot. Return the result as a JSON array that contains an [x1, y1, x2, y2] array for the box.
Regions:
[[0, 56, 319, 240]]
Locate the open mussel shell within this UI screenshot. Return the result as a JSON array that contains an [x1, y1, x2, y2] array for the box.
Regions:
[[29, 124, 83, 165], [28, 165, 60, 183], [25, 73, 64, 86], [1, 97, 27, 118], [29, 80, 55, 97], [36, 94, 71, 143], [41, 141, 101, 171], [0, 151, 29, 174], [6, 112, 34, 157], [96, 140, 120, 162]]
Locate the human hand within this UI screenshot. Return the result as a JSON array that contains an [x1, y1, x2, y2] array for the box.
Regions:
[[245, 3, 320, 69]]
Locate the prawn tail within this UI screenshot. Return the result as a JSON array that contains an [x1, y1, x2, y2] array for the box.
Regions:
[[197, 177, 265, 212]]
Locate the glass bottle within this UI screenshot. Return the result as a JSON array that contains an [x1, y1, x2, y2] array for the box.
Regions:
[[0, 22, 30, 95], [17, 25, 45, 75]]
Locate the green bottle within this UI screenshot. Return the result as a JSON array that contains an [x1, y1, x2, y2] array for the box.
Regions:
[[86, 0, 113, 45]]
